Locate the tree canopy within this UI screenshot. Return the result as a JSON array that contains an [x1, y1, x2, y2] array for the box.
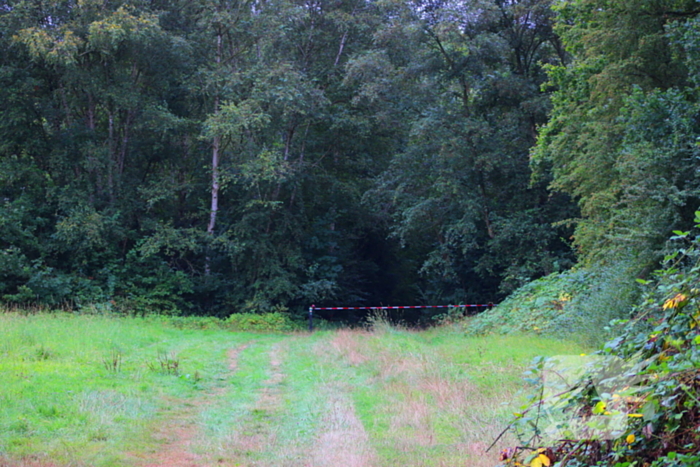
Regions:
[[2, 0, 696, 321]]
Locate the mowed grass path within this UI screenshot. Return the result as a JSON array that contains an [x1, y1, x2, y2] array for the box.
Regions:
[[0, 314, 585, 467]]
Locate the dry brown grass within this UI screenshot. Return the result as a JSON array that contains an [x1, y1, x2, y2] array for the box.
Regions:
[[141, 408, 205, 467], [310, 387, 377, 467], [329, 329, 371, 366], [0, 456, 61, 467], [326, 328, 517, 467]]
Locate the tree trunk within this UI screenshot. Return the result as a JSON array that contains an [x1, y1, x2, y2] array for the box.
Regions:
[[205, 31, 224, 275], [208, 129, 221, 236]]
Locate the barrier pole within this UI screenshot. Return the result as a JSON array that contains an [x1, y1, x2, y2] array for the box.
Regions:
[[308, 305, 314, 333]]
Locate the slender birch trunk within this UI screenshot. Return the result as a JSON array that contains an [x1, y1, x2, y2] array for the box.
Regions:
[[205, 31, 223, 275]]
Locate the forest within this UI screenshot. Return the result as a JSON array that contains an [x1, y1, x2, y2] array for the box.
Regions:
[[1, 0, 699, 321]]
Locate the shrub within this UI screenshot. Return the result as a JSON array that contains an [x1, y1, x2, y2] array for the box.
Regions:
[[498, 218, 700, 467], [465, 260, 642, 345], [464, 269, 590, 336], [224, 312, 300, 332]]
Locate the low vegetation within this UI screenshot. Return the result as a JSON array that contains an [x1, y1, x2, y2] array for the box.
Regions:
[[465, 261, 641, 346], [0, 312, 585, 467], [497, 221, 700, 466], [2, 1, 699, 464]]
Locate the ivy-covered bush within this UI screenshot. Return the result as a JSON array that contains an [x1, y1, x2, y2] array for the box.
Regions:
[[464, 270, 589, 335], [498, 216, 700, 466]]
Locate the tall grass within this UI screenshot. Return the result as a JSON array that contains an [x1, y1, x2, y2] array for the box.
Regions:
[[0, 311, 587, 466], [0, 312, 251, 466], [319, 326, 585, 467]]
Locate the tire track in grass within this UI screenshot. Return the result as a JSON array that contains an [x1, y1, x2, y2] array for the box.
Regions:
[[223, 341, 289, 466], [328, 329, 509, 467], [242, 331, 377, 467], [235, 334, 325, 466], [139, 342, 251, 467], [303, 330, 377, 467], [310, 386, 377, 467]]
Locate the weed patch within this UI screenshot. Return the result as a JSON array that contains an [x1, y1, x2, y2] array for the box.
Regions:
[[102, 347, 123, 373], [148, 350, 180, 376]]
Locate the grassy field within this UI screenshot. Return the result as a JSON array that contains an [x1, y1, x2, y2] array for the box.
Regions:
[[0, 313, 586, 467]]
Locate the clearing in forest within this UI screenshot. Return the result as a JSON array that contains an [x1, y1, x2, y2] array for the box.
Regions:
[[0, 314, 585, 467]]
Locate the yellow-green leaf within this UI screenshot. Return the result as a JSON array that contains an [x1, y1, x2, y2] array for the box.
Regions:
[[592, 401, 606, 415], [531, 454, 551, 467]]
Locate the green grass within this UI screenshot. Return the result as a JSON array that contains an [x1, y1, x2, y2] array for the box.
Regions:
[[326, 326, 587, 466], [0, 312, 588, 466], [0, 313, 256, 465]]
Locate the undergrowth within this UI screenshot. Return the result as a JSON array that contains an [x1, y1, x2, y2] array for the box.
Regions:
[[465, 260, 641, 346], [464, 270, 589, 335], [130, 312, 303, 332], [0, 305, 305, 333], [106, 312, 299, 332], [498, 217, 700, 467]]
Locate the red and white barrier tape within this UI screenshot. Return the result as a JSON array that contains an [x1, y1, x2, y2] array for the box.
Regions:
[[309, 304, 492, 311]]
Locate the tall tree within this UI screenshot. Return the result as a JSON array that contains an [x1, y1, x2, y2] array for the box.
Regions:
[[1, 0, 195, 307], [0, 0, 592, 317], [352, 0, 576, 303], [531, 0, 700, 265]]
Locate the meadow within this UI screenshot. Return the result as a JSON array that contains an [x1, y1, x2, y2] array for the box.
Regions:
[[0, 312, 586, 467]]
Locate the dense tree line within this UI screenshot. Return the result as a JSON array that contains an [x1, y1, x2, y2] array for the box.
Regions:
[[9, 0, 695, 320], [533, 0, 700, 269]]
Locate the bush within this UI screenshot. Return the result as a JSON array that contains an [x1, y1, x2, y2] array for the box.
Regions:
[[562, 259, 642, 345], [224, 312, 300, 332], [464, 269, 590, 336], [464, 260, 641, 345], [128, 312, 302, 332], [498, 218, 700, 467]]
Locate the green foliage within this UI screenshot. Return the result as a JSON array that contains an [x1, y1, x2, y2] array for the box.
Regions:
[[499, 215, 700, 466], [224, 312, 300, 333], [115, 253, 195, 316], [12, 0, 695, 323], [565, 259, 643, 345], [0, 0, 405, 315], [96, 312, 303, 333], [467, 257, 643, 345], [532, 0, 700, 266], [465, 269, 590, 336], [0, 0, 583, 317], [358, 0, 577, 304]]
